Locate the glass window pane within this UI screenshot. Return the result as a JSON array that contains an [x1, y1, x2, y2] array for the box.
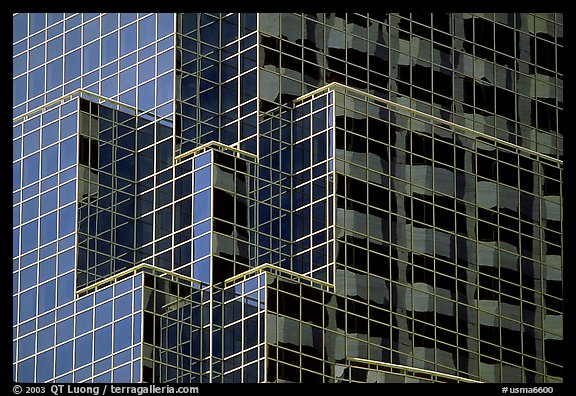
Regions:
[[83, 41, 100, 73], [21, 220, 38, 254], [41, 145, 59, 178], [36, 349, 54, 383], [39, 257, 56, 282], [102, 32, 118, 65], [40, 212, 57, 246], [13, 13, 28, 42], [40, 189, 58, 215], [47, 37, 63, 62], [58, 204, 76, 237], [55, 341, 73, 376], [46, 58, 63, 90], [65, 27, 81, 52], [120, 24, 137, 56], [13, 75, 27, 106], [102, 13, 118, 35], [22, 197, 39, 223], [113, 317, 132, 352], [138, 15, 156, 47], [59, 136, 77, 169], [28, 66, 45, 99], [193, 189, 211, 223], [23, 153, 40, 186], [94, 325, 112, 360], [41, 122, 59, 147], [65, 49, 81, 81], [84, 18, 100, 43], [19, 287, 37, 321], [75, 333, 93, 368], [193, 233, 210, 260], [29, 44, 45, 69]]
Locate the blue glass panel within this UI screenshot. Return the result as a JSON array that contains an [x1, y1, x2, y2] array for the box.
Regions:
[[193, 234, 210, 260], [65, 27, 81, 52], [36, 348, 54, 382], [114, 293, 132, 320], [157, 50, 174, 75], [46, 58, 63, 90], [59, 136, 76, 170], [95, 301, 112, 327], [41, 144, 58, 178], [13, 13, 28, 42], [156, 72, 173, 105], [21, 197, 39, 223], [96, 285, 113, 304], [59, 166, 76, 184], [75, 333, 93, 368], [57, 248, 74, 274], [139, 15, 156, 47], [194, 257, 211, 283], [39, 242, 57, 260], [41, 122, 59, 147], [113, 363, 132, 382], [102, 74, 118, 98], [47, 37, 63, 62], [102, 13, 118, 35], [119, 66, 136, 92], [114, 317, 132, 351], [12, 75, 28, 106], [23, 131, 40, 158], [14, 53, 26, 77], [60, 113, 77, 139], [58, 204, 76, 237], [115, 277, 132, 295], [22, 153, 40, 187], [21, 220, 38, 254], [84, 18, 100, 43], [39, 212, 57, 246], [18, 333, 35, 360], [48, 13, 63, 25], [75, 309, 93, 336], [102, 32, 118, 65], [74, 366, 91, 382], [39, 256, 56, 282], [137, 80, 155, 110], [38, 280, 55, 314], [158, 13, 174, 38], [55, 341, 73, 376], [17, 356, 35, 383], [19, 288, 37, 321], [120, 23, 137, 56], [94, 325, 112, 360], [37, 325, 55, 352], [56, 317, 73, 343], [40, 189, 58, 215], [13, 161, 21, 192], [94, 371, 111, 383], [64, 49, 81, 81], [194, 165, 211, 192], [83, 41, 100, 73], [56, 272, 74, 305], [20, 264, 37, 291], [59, 180, 75, 206], [132, 312, 141, 344], [29, 13, 45, 34], [193, 189, 211, 223], [57, 302, 74, 320], [30, 44, 45, 69]]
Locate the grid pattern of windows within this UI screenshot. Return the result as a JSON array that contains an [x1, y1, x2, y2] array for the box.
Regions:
[[13, 13, 176, 120], [13, 13, 562, 384], [258, 13, 563, 158]]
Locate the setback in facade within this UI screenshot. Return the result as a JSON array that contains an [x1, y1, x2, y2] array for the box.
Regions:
[[12, 13, 563, 383]]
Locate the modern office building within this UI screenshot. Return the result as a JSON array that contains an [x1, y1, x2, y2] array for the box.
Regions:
[[12, 13, 563, 383]]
